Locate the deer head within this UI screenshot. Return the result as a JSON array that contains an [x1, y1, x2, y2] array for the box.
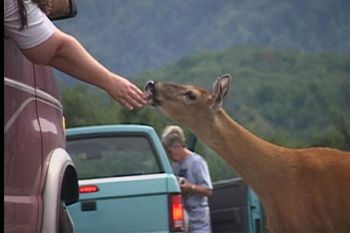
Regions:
[[145, 74, 231, 129]]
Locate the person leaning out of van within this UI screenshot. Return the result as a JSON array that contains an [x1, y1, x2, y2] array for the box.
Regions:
[[4, 0, 148, 110], [161, 125, 213, 233]]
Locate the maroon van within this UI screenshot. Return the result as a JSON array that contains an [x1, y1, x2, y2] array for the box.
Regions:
[[4, 1, 79, 232]]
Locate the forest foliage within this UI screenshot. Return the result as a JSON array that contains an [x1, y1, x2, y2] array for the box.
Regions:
[[54, 0, 350, 76], [61, 46, 350, 181]]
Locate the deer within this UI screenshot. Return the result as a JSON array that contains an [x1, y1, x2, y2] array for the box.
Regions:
[[145, 74, 350, 233]]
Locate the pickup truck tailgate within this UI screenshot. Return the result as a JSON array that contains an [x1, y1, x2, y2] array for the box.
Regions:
[[69, 174, 175, 232]]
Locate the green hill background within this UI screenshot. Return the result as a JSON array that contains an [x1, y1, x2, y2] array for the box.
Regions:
[[54, 1, 350, 181], [54, 0, 349, 76]]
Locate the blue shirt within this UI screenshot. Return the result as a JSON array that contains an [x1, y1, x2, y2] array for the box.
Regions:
[[172, 152, 213, 232]]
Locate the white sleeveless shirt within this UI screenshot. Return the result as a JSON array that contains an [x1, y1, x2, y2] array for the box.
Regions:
[[4, 0, 56, 49]]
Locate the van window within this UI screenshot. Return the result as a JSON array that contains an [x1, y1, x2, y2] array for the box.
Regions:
[[67, 136, 161, 179]]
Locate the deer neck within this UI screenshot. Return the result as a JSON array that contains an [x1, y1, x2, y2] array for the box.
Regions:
[[191, 108, 290, 195]]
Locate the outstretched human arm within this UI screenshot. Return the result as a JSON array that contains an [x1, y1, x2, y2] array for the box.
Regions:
[[21, 29, 147, 110], [5, 0, 147, 110]]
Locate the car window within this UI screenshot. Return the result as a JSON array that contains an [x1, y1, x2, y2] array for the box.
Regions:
[[66, 136, 161, 179]]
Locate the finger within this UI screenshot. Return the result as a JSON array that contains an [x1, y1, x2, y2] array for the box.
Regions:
[[123, 92, 148, 110], [133, 86, 150, 99], [127, 98, 143, 108], [128, 89, 148, 106], [118, 97, 134, 111]]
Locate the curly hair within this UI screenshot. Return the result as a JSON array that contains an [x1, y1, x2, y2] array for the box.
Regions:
[[161, 125, 186, 149], [17, 0, 52, 30]]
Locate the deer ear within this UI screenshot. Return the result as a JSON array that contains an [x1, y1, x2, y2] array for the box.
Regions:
[[211, 74, 231, 110]]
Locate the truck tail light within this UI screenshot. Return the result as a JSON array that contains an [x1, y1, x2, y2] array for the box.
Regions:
[[79, 185, 99, 193], [169, 193, 185, 232]]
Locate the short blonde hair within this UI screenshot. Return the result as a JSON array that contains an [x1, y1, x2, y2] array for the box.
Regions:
[[161, 125, 186, 148]]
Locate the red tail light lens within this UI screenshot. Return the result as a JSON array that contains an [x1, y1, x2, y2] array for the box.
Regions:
[[169, 194, 185, 232], [79, 185, 99, 193]]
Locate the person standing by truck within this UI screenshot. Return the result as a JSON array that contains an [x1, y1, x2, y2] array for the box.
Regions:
[[4, 0, 148, 111], [161, 125, 213, 233]]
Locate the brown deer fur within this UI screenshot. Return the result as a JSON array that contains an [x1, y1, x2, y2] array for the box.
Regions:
[[145, 74, 350, 233]]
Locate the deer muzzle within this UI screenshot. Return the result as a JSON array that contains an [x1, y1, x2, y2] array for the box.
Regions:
[[145, 80, 160, 106]]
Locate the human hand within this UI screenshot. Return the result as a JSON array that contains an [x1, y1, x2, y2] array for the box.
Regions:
[[179, 178, 194, 193], [107, 74, 149, 110]]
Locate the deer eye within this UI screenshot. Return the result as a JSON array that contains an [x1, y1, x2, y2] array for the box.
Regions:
[[185, 91, 196, 100]]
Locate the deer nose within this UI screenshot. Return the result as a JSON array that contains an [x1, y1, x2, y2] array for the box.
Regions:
[[145, 80, 157, 95]]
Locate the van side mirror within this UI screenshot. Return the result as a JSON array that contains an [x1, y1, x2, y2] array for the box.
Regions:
[[48, 0, 77, 20]]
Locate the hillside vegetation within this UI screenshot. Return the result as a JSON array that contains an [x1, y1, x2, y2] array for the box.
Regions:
[[61, 46, 350, 181], [54, 0, 349, 76]]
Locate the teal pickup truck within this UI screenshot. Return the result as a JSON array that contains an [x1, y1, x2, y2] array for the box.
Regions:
[[66, 125, 185, 233]]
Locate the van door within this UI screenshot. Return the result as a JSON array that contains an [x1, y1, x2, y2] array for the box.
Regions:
[[4, 37, 44, 233], [4, 1, 78, 232]]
